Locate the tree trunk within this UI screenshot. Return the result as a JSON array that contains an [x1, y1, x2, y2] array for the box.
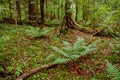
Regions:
[[28, 0, 36, 20], [9, 0, 12, 19], [75, 0, 79, 21], [16, 0, 21, 20], [59, 0, 77, 36], [83, 0, 86, 22], [57, 0, 60, 19], [61, 0, 76, 30], [40, 0, 45, 29]]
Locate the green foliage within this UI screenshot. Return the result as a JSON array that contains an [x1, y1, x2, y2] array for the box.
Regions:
[[6, 60, 27, 78], [46, 19, 61, 27], [0, 36, 9, 62], [80, 0, 120, 36], [0, 36, 9, 49], [15, 65, 23, 77], [26, 27, 51, 38], [110, 38, 120, 53], [0, 36, 10, 73], [107, 63, 120, 80], [111, 44, 120, 53], [47, 38, 96, 64]]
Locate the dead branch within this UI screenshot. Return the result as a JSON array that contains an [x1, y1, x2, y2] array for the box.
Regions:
[[16, 63, 57, 80]]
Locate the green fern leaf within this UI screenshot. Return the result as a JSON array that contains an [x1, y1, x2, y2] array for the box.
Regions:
[[53, 58, 70, 64], [70, 55, 81, 60], [107, 63, 120, 80], [46, 54, 56, 61], [51, 46, 69, 58], [26, 27, 51, 38], [73, 38, 85, 51], [63, 41, 73, 53], [63, 41, 72, 50], [39, 28, 50, 37]]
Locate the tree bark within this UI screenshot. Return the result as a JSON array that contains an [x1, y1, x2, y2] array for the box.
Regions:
[[16, 0, 21, 20], [60, 0, 76, 34], [83, 0, 87, 22], [9, 0, 12, 19], [28, 0, 36, 20], [40, 0, 45, 29], [75, 0, 79, 21]]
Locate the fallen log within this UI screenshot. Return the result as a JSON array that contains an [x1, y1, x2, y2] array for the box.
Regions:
[[16, 63, 57, 80]]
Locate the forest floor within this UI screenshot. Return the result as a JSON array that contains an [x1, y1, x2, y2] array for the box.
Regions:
[[0, 23, 120, 80]]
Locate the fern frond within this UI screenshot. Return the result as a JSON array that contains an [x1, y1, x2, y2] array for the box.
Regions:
[[39, 28, 50, 37], [73, 38, 85, 51], [107, 63, 120, 80], [53, 58, 70, 64], [51, 46, 69, 58], [26, 27, 51, 38], [63, 41, 72, 49], [63, 41, 72, 52], [70, 55, 81, 60], [46, 54, 56, 61]]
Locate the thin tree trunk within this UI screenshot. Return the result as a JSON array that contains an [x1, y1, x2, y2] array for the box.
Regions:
[[14, 0, 19, 54], [57, 0, 60, 19], [83, 0, 86, 22], [16, 0, 21, 20], [40, 0, 45, 29], [9, 0, 12, 19], [28, 0, 36, 20], [75, 0, 79, 21]]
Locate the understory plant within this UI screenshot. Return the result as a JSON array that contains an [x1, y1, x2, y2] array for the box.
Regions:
[[0, 36, 9, 49], [47, 38, 96, 64], [0, 36, 9, 71], [26, 27, 51, 38], [110, 38, 120, 53], [107, 63, 120, 80]]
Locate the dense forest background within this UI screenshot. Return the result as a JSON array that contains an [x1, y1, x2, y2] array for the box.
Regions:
[[0, 0, 120, 80]]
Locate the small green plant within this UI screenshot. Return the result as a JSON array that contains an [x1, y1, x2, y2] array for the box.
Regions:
[[0, 36, 9, 72], [0, 36, 9, 62], [26, 27, 51, 38], [47, 38, 96, 64], [0, 36, 9, 50], [106, 63, 120, 80], [110, 38, 120, 53], [7, 61, 26, 78]]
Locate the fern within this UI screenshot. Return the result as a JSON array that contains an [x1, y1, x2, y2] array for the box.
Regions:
[[26, 27, 51, 38], [107, 63, 120, 80], [53, 58, 70, 64], [110, 38, 120, 53], [48, 37, 96, 64], [111, 43, 120, 53], [51, 46, 69, 58]]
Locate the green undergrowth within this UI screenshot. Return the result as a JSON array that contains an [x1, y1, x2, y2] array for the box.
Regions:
[[0, 23, 119, 80]]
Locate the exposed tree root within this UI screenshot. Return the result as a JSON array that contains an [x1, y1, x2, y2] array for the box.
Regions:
[[16, 63, 57, 80]]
